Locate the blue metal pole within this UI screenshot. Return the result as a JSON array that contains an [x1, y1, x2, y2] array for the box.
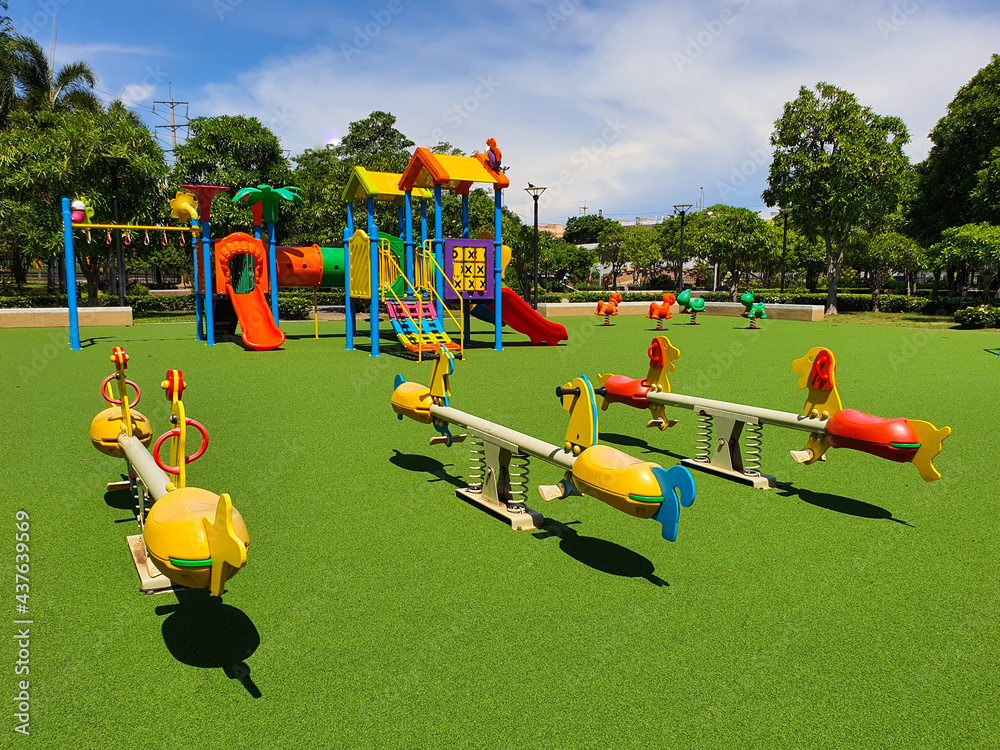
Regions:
[[493, 187, 503, 351], [203, 219, 215, 346], [192, 219, 203, 341], [461, 193, 470, 239], [61, 198, 80, 351], [345, 203, 355, 351], [367, 197, 379, 357], [420, 201, 428, 248], [267, 221, 279, 324], [404, 191, 414, 288], [434, 185, 444, 323]]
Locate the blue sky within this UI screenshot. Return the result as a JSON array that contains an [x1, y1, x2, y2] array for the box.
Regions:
[[15, 0, 1000, 226]]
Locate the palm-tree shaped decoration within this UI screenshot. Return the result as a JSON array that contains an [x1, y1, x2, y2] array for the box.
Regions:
[[232, 185, 304, 323], [9, 36, 100, 113]]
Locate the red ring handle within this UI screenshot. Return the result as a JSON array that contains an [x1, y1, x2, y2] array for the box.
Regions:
[[152, 419, 209, 475], [101, 375, 141, 407]]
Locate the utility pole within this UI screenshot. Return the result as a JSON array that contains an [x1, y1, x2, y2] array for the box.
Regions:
[[154, 84, 189, 165]]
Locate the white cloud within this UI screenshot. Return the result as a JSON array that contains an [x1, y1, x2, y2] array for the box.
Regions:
[[188, 0, 1000, 225]]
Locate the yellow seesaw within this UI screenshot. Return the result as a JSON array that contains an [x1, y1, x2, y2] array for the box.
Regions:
[[390, 346, 697, 541], [89, 347, 249, 595]]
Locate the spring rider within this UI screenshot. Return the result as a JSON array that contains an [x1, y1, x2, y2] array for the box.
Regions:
[[676, 289, 705, 324], [595, 292, 622, 326], [740, 291, 767, 329], [647, 293, 676, 329]]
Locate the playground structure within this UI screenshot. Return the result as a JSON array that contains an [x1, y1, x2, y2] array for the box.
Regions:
[[89, 346, 249, 594], [595, 292, 622, 326], [676, 289, 705, 325], [646, 293, 677, 329], [60, 141, 568, 356], [740, 291, 767, 329], [61, 196, 198, 351], [594, 336, 951, 489], [390, 346, 697, 540], [343, 140, 567, 359]]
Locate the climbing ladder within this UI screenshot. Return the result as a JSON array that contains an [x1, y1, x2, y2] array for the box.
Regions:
[[378, 239, 464, 361]]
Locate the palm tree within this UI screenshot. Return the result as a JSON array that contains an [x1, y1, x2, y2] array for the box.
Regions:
[[232, 184, 304, 223], [11, 35, 99, 114]]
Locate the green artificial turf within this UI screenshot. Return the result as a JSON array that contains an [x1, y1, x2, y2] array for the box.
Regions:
[[1, 313, 997, 749]]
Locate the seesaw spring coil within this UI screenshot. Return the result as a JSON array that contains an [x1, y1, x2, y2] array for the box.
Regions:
[[509, 453, 530, 506], [694, 412, 713, 462], [743, 422, 763, 476], [467, 440, 485, 491]]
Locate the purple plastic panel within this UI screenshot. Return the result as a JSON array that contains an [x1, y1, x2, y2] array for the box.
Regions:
[[442, 238, 494, 301]]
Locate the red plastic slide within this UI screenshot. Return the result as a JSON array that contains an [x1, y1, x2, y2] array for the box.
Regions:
[[226, 283, 285, 351], [495, 288, 568, 345]]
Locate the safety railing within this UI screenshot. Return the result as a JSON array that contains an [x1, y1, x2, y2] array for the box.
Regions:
[[419, 240, 465, 358]]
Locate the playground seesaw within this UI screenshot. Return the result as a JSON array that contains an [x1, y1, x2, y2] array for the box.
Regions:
[[390, 346, 696, 541], [89, 347, 249, 594], [594, 336, 951, 489]]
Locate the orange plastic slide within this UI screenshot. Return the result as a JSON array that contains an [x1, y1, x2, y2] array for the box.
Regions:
[[226, 283, 285, 350]]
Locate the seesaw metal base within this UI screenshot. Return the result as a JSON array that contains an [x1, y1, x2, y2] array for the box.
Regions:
[[125, 534, 185, 595], [455, 489, 544, 531], [454, 427, 545, 531]]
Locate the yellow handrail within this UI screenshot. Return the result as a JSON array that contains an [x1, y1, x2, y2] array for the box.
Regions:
[[418, 240, 465, 360], [378, 241, 431, 362], [381, 279, 431, 363]]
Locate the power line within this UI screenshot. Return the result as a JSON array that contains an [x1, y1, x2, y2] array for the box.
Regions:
[[153, 84, 189, 166]]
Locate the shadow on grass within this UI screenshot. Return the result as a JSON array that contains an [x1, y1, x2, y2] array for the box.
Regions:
[[985, 348, 999, 356], [600, 432, 686, 462], [775, 481, 911, 526], [389, 449, 465, 488], [80, 335, 113, 348], [104, 478, 143, 523], [534, 519, 668, 587], [284, 331, 343, 341], [156, 588, 261, 698]]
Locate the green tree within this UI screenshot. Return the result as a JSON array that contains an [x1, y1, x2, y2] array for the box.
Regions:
[[596, 222, 626, 289], [0, 2, 15, 128], [763, 82, 910, 314], [622, 226, 661, 288], [697, 204, 778, 301], [337, 110, 414, 173], [564, 213, 615, 245], [10, 35, 99, 114], [781, 226, 827, 292], [284, 145, 348, 248], [334, 110, 418, 241], [933, 222, 1000, 299], [911, 55, 1000, 243], [848, 230, 923, 311], [172, 115, 290, 239], [0, 103, 167, 299]]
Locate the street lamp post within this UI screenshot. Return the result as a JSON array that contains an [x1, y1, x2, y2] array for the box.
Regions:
[[779, 206, 791, 293], [524, 184, 547, 309], [673, 204, 693, 293]]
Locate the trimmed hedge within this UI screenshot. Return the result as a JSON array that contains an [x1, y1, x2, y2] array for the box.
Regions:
[[0, 289, 979, 317], [562, 290, 972, 314], [954, 305, 1000, 328], [0, 291, 322, 318]]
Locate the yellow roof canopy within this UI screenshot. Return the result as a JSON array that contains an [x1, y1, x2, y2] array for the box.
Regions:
[[342, 167, 434, 204]]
